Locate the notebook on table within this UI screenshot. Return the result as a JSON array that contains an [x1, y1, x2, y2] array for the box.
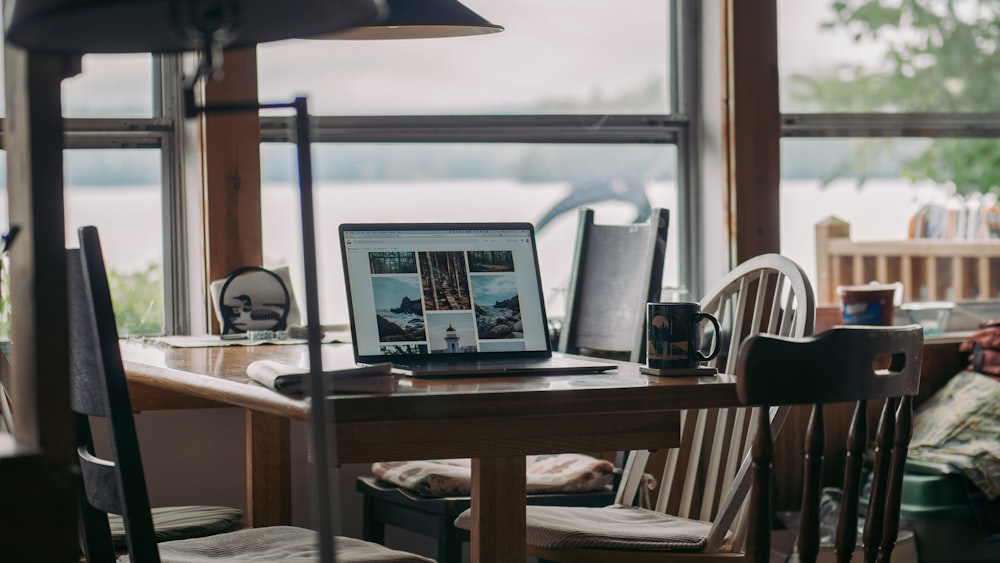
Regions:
[[339, 222, 616, 378]]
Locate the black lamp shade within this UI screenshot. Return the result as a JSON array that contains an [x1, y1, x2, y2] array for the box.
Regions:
[[4, 0, 386, 53], [327, 0, 502, 39]]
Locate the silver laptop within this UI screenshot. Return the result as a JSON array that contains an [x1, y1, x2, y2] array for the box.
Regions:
[[339, 222, 616, 378]]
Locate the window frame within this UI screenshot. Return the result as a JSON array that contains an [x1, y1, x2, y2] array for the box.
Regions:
[[1, 0, 709, 335], [0, 53, 193, 335], [782, 113, 1000, 138], [257, 0, 705, 296]]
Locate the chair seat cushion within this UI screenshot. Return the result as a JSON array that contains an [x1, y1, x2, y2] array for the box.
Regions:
[[372, 453, 615, 497], [109, 505, 244, 546], [124, 526, 434, 562], [456, 504, 715, 551]]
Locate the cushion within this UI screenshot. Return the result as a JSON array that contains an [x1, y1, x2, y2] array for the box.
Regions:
[[371, 453, 615, 497], [109, 505, 244, 546], [122, 526, 434, 562], [455, 504, 715, 551]]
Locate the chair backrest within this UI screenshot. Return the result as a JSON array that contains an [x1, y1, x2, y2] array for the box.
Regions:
[[614, 253, 816, 552], [70, 225, 162, 563], [737, 325, 923, 563], [557, 207, 669, 363]]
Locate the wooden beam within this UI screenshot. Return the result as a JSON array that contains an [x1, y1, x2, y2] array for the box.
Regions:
[[725, 0, 781, 263], [199, 47, 264, 332], [2, 44, 79, 561]]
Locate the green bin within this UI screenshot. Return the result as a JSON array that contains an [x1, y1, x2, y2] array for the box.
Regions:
[[882, 462, 1000, 563]]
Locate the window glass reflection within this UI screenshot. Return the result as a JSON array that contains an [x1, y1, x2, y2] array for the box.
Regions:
[[261, 143, 679, 324]]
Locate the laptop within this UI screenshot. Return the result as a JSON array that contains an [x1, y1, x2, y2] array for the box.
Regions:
[[339, 222, 617, 378]]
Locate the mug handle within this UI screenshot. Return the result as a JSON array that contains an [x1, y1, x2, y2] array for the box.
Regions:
[[695, 312, 722, 362]]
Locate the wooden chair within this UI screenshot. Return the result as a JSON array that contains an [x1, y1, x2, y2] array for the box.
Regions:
[[483, 253, 815, 560], [558, 207, 670, 362], [70, 226, 433, 563], [355, 207, 670, 562], [516, 323, 922, 562], [1, 276, 242, 551], [737, 325, 922, 563]]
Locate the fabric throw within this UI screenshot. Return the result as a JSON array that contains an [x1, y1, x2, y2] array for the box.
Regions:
[[108, 505, 244, 547], [371, 453, 615, 497], [455, 504, 715, 551], [909, 370, 1000, 500], [124, 526, 434, 562]]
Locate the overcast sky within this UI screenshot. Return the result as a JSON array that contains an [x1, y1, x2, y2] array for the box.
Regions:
[[33, 0, 879, 117]]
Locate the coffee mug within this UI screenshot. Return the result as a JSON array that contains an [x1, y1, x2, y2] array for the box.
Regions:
[[646, 302, 722, 369]]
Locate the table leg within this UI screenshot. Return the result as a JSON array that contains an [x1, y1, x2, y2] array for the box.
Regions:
[[245, 409, 291, 526], [471, 456, 527, 563]]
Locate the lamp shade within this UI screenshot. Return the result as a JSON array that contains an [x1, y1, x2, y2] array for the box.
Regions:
[[327, 0, 502, 40], [4, 0, 386, 53]]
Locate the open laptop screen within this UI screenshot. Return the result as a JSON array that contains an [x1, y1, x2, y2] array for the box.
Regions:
[[340, 223, 553, 364]]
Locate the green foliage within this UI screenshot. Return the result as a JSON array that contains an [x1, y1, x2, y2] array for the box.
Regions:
[[0, 262, 162, 340], [107, 263, 164, 337], [792, 0, 1000, 193]]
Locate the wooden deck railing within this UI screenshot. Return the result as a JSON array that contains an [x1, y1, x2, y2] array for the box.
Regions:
[[815, 216, 1000, 305]]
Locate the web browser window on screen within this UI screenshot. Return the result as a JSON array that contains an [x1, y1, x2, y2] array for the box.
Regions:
[[341, 225, 550, 358]]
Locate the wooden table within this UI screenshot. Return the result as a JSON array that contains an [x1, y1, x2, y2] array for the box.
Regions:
[[121, 339, 740, 563]]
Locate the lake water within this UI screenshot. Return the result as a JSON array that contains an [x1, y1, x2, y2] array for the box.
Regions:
[[0, 178, 946, 325]]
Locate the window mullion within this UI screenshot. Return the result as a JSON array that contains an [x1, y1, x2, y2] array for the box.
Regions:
[[153, 54, 193, 335], [263, 114, 684, 144], [782, 113, 1000, 138]]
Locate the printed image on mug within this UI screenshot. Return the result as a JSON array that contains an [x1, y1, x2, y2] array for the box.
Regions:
[[646, 302, 722, 370]]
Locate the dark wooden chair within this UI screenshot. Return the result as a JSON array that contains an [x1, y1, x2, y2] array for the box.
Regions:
[[70, 225, 433, 563], [518, 324, 922, 563], [738, 325, 922, 563], [355, 207, 670, 562], [557, 207, 670, 362]]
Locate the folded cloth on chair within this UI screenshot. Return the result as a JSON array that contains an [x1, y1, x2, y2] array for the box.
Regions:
[[135, 526, 434, 562], [371, 453, 615, 497], [108, 505, 244, 546], [455, 504, 716, 551]]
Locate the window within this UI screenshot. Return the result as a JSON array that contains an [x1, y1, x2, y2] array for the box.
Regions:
[[257, 0, 696, 325], [62, 54, 154, 117], [0, 53, 186, 336], [1, 0, 704, 336], [778, 0, 1000, 315], [258, 0, 672, 116], [64, 149, 164, 336], [261, 143, 680, 323]]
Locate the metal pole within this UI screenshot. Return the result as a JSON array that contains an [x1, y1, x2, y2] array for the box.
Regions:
[[294, 96, 339, 563], [189, 89, 338, 561]]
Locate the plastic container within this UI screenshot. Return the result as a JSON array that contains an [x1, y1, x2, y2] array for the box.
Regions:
[[901, 301, 954, 336], [837, 283, 901, 326], [863, 463, 1000, 563]]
